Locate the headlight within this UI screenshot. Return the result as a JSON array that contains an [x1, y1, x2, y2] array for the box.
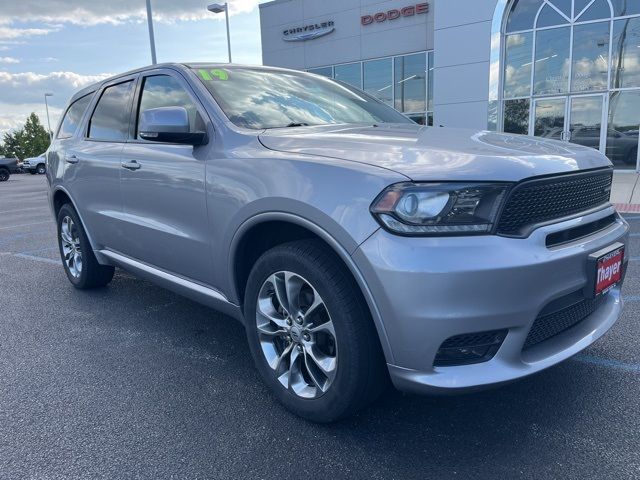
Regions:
[[370, 182, 510, 236]]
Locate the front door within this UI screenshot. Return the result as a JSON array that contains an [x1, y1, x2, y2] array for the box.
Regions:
[[532, 94, 606, 152], [567, 94, 606, 151], [119, 70, 214, 284]]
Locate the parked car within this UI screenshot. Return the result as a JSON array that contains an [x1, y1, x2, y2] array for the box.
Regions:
[[23, 153, 47, 174], [46, 64, 629, 422], [0, 157, 22, 181]]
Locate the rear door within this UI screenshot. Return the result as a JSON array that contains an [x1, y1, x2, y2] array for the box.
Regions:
[[63, 75, 138, 252], [118, 68, 213, 284]]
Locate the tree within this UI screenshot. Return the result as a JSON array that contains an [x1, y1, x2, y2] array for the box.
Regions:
[[1, 112, 51, 160]]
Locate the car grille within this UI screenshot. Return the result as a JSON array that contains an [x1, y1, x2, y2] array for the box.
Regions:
[[523, 295, 608, 350], [496, 170, 613, 237]]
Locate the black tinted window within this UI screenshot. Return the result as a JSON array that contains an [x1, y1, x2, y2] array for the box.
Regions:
[[89, 81, 134, 141], [57, 94, 92, 139], [137, 75, 202, 138]]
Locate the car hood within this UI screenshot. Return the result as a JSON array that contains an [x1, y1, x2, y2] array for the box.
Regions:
[[258, 124, 612, 182]]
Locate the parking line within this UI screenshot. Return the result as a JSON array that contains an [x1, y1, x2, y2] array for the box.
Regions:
[[18, 246, 58, 255], [13, 253, 61, 265], [624, 296, 640, 302], [0, 205, 47, 214], [573, 354, 640, 373], [0, 220, 52, 230]]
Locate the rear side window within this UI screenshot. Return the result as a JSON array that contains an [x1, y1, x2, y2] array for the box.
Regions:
[[57, 94, 92, 139], [88, 80, 135, 141], [137, 75, 203, 139]]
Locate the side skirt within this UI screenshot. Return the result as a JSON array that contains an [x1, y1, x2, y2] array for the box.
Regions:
[[98, 249, 244, 323]]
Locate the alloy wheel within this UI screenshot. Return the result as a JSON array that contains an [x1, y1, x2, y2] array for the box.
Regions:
[[60, 216, 83, 278], [256, 271, 337, 399]]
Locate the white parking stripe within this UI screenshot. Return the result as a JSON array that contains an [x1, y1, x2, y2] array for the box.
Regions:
[[12, 253, 61, 265], [0, 220, 53, 230]]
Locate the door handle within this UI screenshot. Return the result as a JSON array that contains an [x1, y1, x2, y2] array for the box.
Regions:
[[65, 155, 79, 164], [121, 160, 141, 171]]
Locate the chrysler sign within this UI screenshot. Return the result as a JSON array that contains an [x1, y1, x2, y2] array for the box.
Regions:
[[361, 3, 429, 25], [283, 21, 335, 42]]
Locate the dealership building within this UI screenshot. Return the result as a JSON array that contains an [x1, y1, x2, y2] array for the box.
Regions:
[[259, 0, 640, 170]]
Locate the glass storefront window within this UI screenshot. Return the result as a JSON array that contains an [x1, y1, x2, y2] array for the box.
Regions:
[[308, 67, 333, 78], [334, 63, 361, 88], [504, 33, 533, 99], [307, 52, 432, 124], [571, 21, 610, 92], [504, 99, 530, 134], [612, 0, 640, 16], [499, 0, 640, 168], [363, 58, 393, 106], [394, 53, 426, 113], [534, 98, 566, 139], [506, 0, 542, 32], [534, 26, 571, 95], [607, 91, 640, 167], [577, 0, 612, 21], [611, 17, 640, 89]]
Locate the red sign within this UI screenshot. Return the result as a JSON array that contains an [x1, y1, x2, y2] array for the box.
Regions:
[[595, 247, 624, 295], [361, 3, 429, 26]]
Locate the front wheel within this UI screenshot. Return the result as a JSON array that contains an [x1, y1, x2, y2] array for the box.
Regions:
[[244, 240, 387, 422], [56, 204, 115, 289]]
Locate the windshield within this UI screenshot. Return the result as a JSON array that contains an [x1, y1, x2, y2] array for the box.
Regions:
[[191, 66, 412, 129]]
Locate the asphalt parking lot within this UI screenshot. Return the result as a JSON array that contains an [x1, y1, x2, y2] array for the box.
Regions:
[[1, 174, 639, 479]]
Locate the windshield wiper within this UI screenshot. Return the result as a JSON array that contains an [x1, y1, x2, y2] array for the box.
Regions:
[[284, 122, 310, 127]]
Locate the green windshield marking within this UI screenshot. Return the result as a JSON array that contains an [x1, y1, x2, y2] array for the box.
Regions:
[[210, 69, 229, 81], [198, 69, 212, 81]]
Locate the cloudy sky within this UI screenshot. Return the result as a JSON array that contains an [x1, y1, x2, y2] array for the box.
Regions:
[[0, 0, 267, 137]]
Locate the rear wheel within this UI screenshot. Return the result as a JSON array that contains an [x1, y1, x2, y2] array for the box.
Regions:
[[0, 168, 9, 182], [56, 204, 114, 289], [244, 240, 387, 422]]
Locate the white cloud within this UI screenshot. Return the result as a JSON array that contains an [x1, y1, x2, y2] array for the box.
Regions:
[[0, 25, 59, 40], [0, 56, 20, 63], [0, 0, 265, 26], [0, 71, 113, 136]]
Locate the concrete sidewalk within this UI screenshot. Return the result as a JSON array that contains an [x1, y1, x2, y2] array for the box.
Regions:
[[612, 172, 640, 213]]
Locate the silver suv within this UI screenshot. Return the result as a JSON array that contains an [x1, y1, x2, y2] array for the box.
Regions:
[[47, 64, 629, 422]]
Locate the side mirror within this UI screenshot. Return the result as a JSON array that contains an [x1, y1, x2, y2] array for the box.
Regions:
[[139, 106, 207, 146]]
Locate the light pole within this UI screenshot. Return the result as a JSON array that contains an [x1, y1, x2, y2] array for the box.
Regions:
[[207, 3, 232, 63], [44, 93, 53, 140], [146, 0, 157, 64]]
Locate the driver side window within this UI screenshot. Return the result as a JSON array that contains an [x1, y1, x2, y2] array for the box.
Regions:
[[137, 75, 204, 139]]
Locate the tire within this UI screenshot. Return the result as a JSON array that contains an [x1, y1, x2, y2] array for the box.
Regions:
[[56, 204, 115, 289], [624, 147, 638, 165], [244, 239, 387, 422], [36, 164, 46, 175], [0, 168, 9, 182]]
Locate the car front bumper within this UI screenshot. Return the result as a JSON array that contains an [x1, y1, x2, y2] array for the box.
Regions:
[[352, 205, 630, 394]]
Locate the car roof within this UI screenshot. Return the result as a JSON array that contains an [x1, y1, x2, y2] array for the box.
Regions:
[[70, 63, 305, 104]]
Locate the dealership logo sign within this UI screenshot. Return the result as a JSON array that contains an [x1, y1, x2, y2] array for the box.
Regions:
[[283, 21, 335, 42], [361, 3, 429, 25]]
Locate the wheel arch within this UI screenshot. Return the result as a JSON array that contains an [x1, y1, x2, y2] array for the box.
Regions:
[[52, 186, 100, 255], [228, 212, 394, 364]]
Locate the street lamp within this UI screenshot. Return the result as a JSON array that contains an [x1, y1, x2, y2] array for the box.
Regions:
[[146, 0, 157, 64], [44, 93, 53, 140], [207, 3, 232, 63]]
